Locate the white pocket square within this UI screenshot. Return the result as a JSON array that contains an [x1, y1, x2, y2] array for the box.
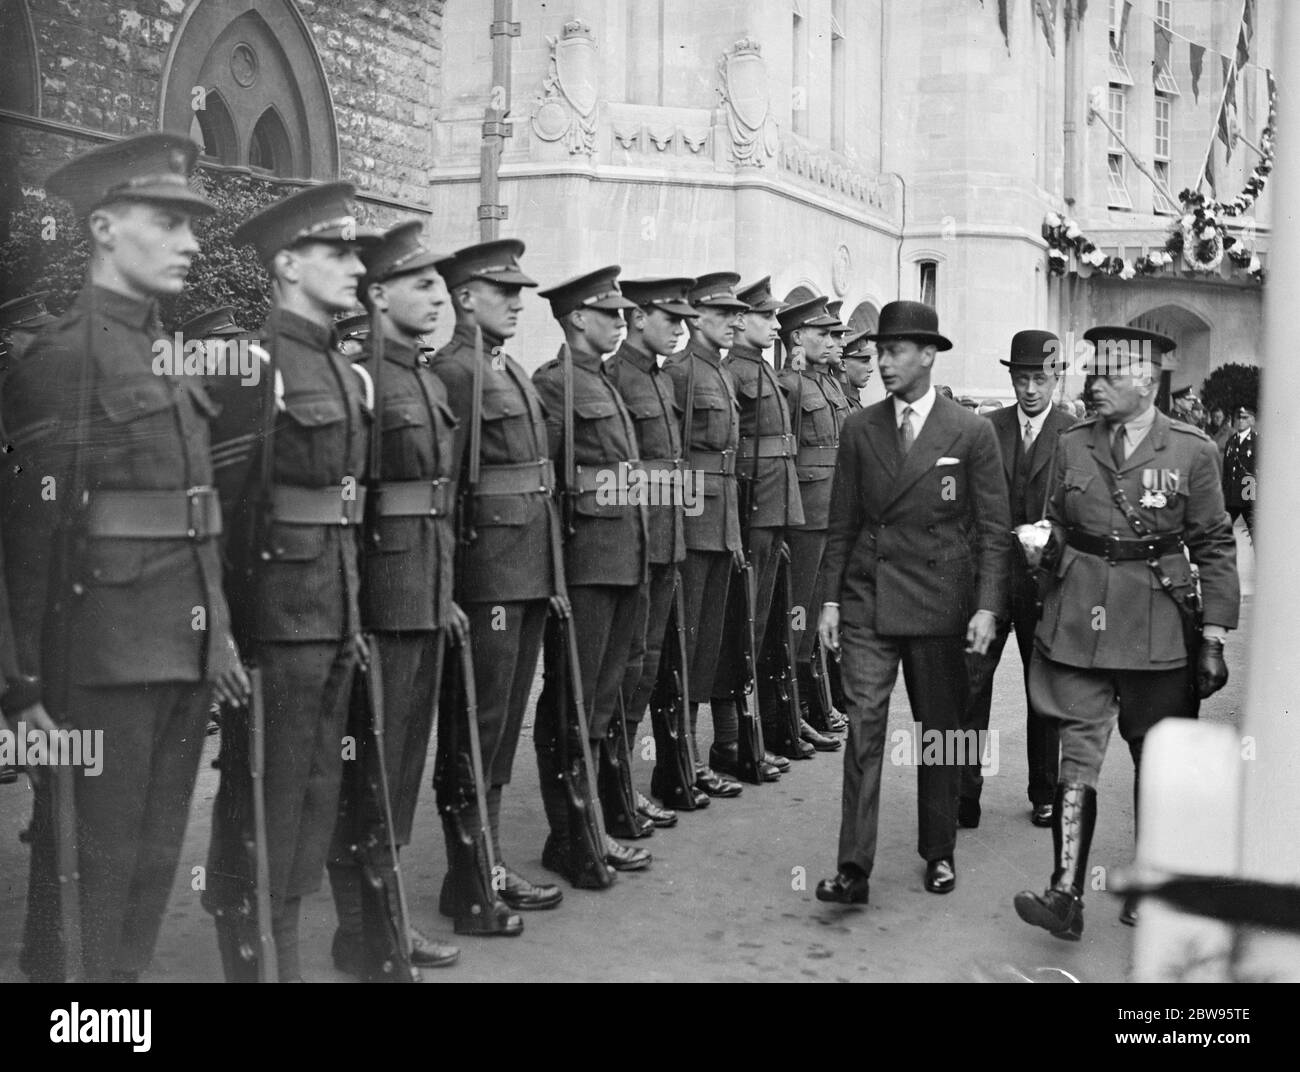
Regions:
[[936, 457, 960, 467]]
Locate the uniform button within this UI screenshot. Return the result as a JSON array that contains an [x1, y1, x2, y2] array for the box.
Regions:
[[261, 550, 272, 561], [72, 582, 84, 595]]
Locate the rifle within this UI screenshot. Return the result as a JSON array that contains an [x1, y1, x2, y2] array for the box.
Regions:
[[599, 692, 652, 839], [457, 326, 485, 547], [729, 558, 767, 784], [561, 341, 577, 538], [206, 310, 280, 982], [759, 540, 804, 758], [647, 573, 702, 809], [807, 633, 838, 729]]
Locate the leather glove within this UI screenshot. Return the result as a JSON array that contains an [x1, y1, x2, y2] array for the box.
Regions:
[[1196, 636, 1228, 698]]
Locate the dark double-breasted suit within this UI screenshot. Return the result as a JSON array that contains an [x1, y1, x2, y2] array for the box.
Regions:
[[820, 391, 1011, 874], [963, 403, 1073, 809]]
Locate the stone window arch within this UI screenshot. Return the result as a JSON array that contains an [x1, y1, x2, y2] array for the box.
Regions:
[[1, 0, 40, 116], [161, 0, 338, 179], [846, 301, 878, 334]]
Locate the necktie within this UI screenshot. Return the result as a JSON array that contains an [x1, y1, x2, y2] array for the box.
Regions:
[[1111, 423, 1126, 468], [899, 405, 915, 454], [1023, 418, 1035, 456]]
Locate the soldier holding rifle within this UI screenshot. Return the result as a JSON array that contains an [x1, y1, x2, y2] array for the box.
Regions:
[[1, 133, 248, 982]]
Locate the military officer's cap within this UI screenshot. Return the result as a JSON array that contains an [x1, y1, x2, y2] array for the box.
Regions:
[[232, 181, 382, 261], [180, 305, 245, 339], [1082, 325, 1174, 376], [1171, 384, 1200, 403], [688, 272, 749, 310], [736, 276, 785, 314], [44, 131, 215, 219], [1237, 403, 1257, 417], [865, 300, 953, 351], [362, 220, 444, 287], [0, 292, 57, 331], [777, 295, 839, 335], [620, 277, 699, 317], [538, 265, 638, 319], [436, 238, 538, 290], [336, 313, 370, 342], [842, 330, 874, 361], [1002, 328, 1065, 373], [825, 299, 851, 335]]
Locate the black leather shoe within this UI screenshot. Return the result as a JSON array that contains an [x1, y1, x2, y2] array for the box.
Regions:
[[1014, 888, 1084, 940], [636, 792, 677, 828], [409, 926, 459, 968], [605, 834, 652, 871], [925, 857, 956, 894], [800, 720, 842, 752], [1030, 803, 1054, 827], [695, 765, 743, 798], [541, 836, 617, 889], [1119, 898, 1138, 926], [606, 808, 655, 840], [332, 929, 400, 979], [709, 743, 780, 782], [690, 786, 712, 808], [499, 866, 564, 910], [815, 869, 870, 905], [958, 798, 981, 829], [764, 751, 791, 773], [826, 709, 848, 733]]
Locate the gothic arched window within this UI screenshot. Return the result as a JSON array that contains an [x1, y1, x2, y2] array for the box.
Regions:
[[1, 0, 39, 116], [160, 0, 338, 178]]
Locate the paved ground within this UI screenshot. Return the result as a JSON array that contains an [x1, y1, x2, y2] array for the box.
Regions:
[[0, 525, 1255, 983]]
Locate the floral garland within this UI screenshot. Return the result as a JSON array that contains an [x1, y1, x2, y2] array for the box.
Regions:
[[1043, 84, 1275, 285]]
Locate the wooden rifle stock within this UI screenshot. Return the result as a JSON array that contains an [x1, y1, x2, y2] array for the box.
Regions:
[[247, 667, 277, 982]]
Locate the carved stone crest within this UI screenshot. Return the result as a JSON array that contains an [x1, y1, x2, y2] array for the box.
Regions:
[[532, 19, 599, 155], [717, 39, 776, 168]]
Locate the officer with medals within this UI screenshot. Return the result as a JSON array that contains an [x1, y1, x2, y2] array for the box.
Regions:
[[777, 297, 850, 745], [533, 266, 653, 876], [606, 277, 701, 818], [324, 220, 463, 974], [721, 276, 809, 766], [1014, 326, 1238, 941], [2, 133, 248, 982], [211, 182, 379, 980], [429, 239, 565, 919], [663, 273, 748, 798]]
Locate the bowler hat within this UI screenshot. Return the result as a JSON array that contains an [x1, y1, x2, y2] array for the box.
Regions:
[[1001, 329, 1065, 373], [865, 301, 952, 352]]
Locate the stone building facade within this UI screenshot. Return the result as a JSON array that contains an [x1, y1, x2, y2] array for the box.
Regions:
[[0, 0, 1275, 397]]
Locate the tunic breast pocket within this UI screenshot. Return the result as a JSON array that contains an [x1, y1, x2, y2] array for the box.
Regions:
[[98, 378, 179, 484], [573, 396, 626, 461], [692, 393, 732, 448], [799, 389, 832, 443], [482, 387, 538, 460], [381, 396, 431, 475], [280, 392, 347, 478]]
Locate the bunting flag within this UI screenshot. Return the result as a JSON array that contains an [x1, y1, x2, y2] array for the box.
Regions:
[[1218, 55, 1238, 160], [1154, 24, 1172, 84], [1243, 0, 1255, 42], [1190, 43, 1205, 102], [1235, 24, 1251, 70], [999, 0, 1010, 51], [1033, 0, 1056, 55], [1204, 146, 1216, 198]]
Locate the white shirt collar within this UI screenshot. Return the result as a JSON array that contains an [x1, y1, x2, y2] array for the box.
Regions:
[[1016, 405, 1052, 436], [894, 385, 937, 428]]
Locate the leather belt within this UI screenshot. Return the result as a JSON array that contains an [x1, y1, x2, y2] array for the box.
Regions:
[[375, 479, 453, 518], [797, 444, 839, 467], [572, 460, 642, 494], [639, 458, 683, 473], [738, 434, 795, 460], [83, 487, 222, 540], [473, 460, 555, 496], [1067, 530, 1184, 562], [687, 449, 736, 476], [271, 484, 367, 526]]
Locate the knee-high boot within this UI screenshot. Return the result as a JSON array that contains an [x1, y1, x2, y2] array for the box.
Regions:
[[1013, 782, 1097, 941]]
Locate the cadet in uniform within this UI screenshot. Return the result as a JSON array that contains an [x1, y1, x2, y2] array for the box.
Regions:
[[606, 277, 698, 821], [326, 220, 462, 973], [721, 277, 809, 765], [533, 266, 653, 876], [219, 182, 378, 980], [1014, 326, 1237, 940], [2, 133, 248, 982], [0, 292, 58, 375], [663, 273, 747, 798], [840, 330, 874, 410], [777, 297, 850, 741], [430, 240, 565, 917]]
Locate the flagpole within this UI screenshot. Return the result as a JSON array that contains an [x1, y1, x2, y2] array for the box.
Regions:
[[1088, 106, 1181, 208], [1194, 0, 1250, 193]]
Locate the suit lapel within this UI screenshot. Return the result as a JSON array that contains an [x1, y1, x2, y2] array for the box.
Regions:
[[1026, 406, 1068, 481], [994, 407, 1018, 484], [885, 395, 960, 508], [863, 400, 901, 480]]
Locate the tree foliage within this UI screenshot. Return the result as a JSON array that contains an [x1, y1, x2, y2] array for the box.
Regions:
[[1200, 363, 1260, 418]]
